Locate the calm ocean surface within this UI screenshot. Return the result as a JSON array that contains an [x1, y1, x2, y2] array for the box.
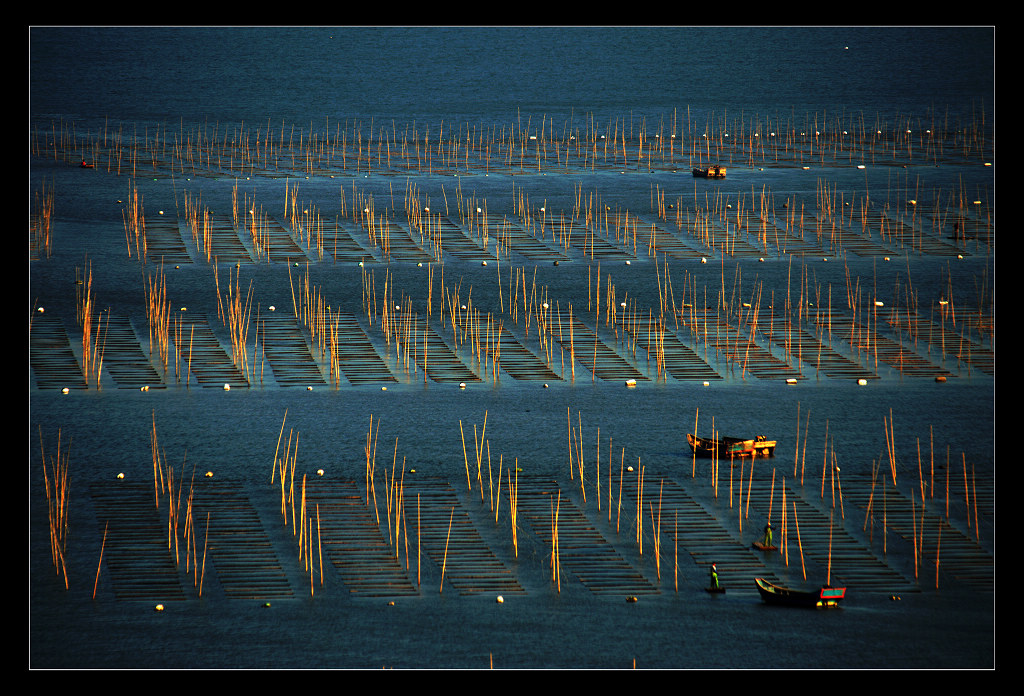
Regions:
[[30, 26, 995, 669]]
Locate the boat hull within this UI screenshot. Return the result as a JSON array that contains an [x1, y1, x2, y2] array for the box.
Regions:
[[693, 164, 726, 178], [687, 433, 776, 458], [755, 577, 845, 608]]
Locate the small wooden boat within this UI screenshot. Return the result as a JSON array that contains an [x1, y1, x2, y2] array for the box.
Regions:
[[79, 161, 95, 168], [705, 586, 726, 594], [687, 433, 776, 458], [754, 577, 845, 608], [692, 164, 726, 178], [751, 541, 778, 552]]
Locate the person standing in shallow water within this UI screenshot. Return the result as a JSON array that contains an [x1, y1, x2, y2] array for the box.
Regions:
[[709, 563, 719, 589], [761, 523, 773, 547]]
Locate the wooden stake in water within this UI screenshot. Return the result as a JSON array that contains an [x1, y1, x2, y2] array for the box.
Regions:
[[92, 521, 109, 600], [440, 507, 454, 594]]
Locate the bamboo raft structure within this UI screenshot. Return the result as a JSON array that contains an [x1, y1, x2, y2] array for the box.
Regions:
[[89, 314, 165, 389], [400, 476, 526, 596], [88, 482, 189, 601], [189, 479, 295, 599], [257, 313, 327, 387], [30, 314, 90, 391], [304, 479, 419, 597], [173, 312, 249, 388], [514, 474, 660, 596]]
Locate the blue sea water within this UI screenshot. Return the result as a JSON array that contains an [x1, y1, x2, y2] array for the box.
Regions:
[[29, 26, 995, 669]]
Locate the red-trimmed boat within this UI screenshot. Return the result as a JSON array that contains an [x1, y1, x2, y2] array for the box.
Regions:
[[754, 577, 846, 608], [687, 433, 776, 458]]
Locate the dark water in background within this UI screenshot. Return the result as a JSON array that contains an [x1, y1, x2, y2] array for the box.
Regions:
[[29, 26, 995, 669]]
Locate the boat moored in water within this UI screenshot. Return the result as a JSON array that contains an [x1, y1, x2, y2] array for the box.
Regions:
[[687, 433, 776, 458], [754, 577, 846, 608], [692, 164, 726, 178]]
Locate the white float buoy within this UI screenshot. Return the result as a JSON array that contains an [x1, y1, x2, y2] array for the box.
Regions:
[[317, 469, 324, 476], [459, 382, 467, 389], [857, 379, 868, 386], [117, 472, 125, 479], [625, 379, 637, 388], [155, 604, 164, 612], [496, 595, 504, 604], [786, 378, 798, 385], [61, 387, 69, 394], [223, 383, 231, 390]]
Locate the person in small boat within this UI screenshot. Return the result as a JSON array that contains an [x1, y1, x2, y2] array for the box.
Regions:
[[709, 563, 719, 590], [761, 522, 774, 547]]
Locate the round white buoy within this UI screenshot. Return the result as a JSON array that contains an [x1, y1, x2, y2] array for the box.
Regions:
[[205, 471, 213, 478], [140, 385, 149, 391], [155, 604, 164, 612], [459, 382, 467, 389], [857, 379, 868, 386], [37, 307, 44, 313], [117, 472, 125, 479], [269, 305, 275, 311], [317, 469, 324, 476], [381, 386, 387, 391], [496, 595, 504, 604], [61, 387, 69, 394], [306, 386, 313, 391], [223, 383, 231, 390]]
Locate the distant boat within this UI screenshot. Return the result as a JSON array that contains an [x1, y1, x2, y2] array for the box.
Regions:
[[754, 577, 846, 608], [693, 164, 726, 178], [79, 161, 94, 168], [687, 433, 776, 458]]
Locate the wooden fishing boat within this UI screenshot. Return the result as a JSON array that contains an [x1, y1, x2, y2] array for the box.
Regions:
[[751, 541, 778, 552], [705, 586, 726, 594], [754, 577, 846, 608], [692, 164, 726, 178], [687, 433, 776, 458]]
